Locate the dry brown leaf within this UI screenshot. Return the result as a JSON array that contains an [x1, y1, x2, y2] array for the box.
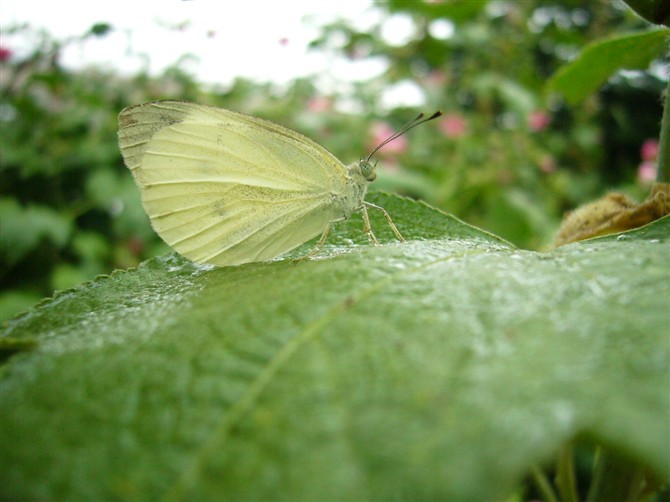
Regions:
[[554, 183, 670, 247]]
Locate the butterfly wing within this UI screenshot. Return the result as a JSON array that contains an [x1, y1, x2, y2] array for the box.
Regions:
[[118, 101, 349, 266]]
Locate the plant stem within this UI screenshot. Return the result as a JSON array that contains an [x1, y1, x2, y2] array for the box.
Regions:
[[657, 78, 670, 182], [531, 465, 559, 502], [555, 444, 580, 502], [585, 448, 646, 502]]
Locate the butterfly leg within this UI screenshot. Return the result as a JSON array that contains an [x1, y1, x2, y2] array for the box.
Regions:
[[360, 204, 381, 245], [363, 201, 406, 242], [294, 216, 345, 262]]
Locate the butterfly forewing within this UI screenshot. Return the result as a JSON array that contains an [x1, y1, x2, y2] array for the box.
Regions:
[[118, 101, 351, 266]]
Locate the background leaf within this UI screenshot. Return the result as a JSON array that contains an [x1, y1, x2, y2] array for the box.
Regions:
[[1, 194, 668, 501], [624, 0, 670, 26], [547, 29, 670, 104], [0, 197, 73, 267]]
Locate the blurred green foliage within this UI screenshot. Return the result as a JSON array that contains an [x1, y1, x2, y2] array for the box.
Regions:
[[0, 1, 667, 322]]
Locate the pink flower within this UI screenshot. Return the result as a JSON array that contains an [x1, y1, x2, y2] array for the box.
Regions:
[[637, 160, 657, 184], [640, 139, 658, 162], [539, 155, 556, 173], [0, 47, 12, 62], [637, 139, 659, 185], [424, 70, 448, 88], [438, 113, 469, 138], [368, 122, 408, 156], [528, 110, 551, 132], [307, 96, 333, 113]]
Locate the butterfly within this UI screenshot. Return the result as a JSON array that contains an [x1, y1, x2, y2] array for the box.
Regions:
[[118, 100, 440, 266]]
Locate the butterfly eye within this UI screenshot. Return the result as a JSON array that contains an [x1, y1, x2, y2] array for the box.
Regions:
[[359, 159, 377, 182]]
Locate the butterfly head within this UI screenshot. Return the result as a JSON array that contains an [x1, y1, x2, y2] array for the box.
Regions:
[[358, 159, 378, 182]]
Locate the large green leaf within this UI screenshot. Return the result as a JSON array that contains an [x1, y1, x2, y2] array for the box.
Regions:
[[1, 193, 668, 501], [547, 29, 670, 104]]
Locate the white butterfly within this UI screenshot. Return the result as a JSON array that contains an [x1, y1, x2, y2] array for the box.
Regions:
[[118, 101, 439, 266]]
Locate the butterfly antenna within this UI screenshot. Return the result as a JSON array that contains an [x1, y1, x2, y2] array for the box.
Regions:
[[366, 111, 442, 162]]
